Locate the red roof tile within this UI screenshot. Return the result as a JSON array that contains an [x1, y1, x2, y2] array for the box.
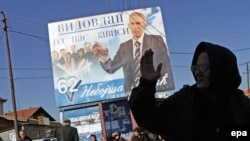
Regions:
[[4, 106, 40, 119]]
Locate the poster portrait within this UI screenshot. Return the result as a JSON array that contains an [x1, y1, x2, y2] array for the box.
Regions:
[[48, 6, 174, 107]]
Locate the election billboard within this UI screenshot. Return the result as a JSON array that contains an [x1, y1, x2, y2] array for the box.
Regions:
[[48, 6, 174, 107], [102, 100, 133, 138], [64, 106, 102, 141]]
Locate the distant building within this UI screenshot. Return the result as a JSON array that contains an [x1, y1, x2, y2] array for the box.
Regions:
[[0, 116, 13, 131], [4, 106, 55, 121], [0, 97, 7, 116], [0, 105, 60, 141]]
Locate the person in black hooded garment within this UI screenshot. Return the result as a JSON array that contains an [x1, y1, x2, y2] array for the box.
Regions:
[[128, 41, 250, 141]]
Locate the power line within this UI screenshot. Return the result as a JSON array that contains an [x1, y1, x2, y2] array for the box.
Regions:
[[9, 28, 250, 55], [3, 10, 250, 55], [233, 48, 250, 52], [8, 30, 48, 41], [239, 61, 250, 66], [14, 76, 53, 80], [4, 12, 47, 27], [1, 11, 250, 72], [0, 67, 51, 70], [170, 47, 250, 55], [170, 52, 193, 54], [0, 76, 53, 80]]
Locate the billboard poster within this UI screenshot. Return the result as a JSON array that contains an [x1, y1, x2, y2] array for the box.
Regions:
[[102, 100, 132, 138], [48, 6, 175, 107], [64, 106, 102, 141]]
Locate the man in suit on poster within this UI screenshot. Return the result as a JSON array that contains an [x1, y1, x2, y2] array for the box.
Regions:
[[94, 11, 174, 96]]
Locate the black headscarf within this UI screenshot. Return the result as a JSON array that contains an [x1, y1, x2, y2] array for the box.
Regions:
[[191, 42, 243, 140], [191, 41, 241, 92]]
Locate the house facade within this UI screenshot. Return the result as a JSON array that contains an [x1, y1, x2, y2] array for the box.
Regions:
[[0, 106, 60, 141]]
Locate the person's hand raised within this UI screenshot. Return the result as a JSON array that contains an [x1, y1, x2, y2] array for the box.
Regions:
[[140, 49, 162, 80]]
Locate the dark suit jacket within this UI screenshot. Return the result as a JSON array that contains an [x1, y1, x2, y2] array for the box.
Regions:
[[59, 57, 66, 66], [56, 125, 79, 141], [101, 33, 174, 94]]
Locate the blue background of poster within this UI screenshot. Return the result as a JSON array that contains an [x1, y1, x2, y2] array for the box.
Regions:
[[102, 100, 132, 138], [55, 78, 125, 107]]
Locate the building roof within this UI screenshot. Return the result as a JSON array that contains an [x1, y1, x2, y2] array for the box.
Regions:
[[4, 106, 56, 121], [5, 106, 40, 119], [0, 97, 7, 103]]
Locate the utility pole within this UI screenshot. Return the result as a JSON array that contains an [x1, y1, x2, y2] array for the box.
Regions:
[[247, 62, 250, 94], [1, 11, 19, 140]]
